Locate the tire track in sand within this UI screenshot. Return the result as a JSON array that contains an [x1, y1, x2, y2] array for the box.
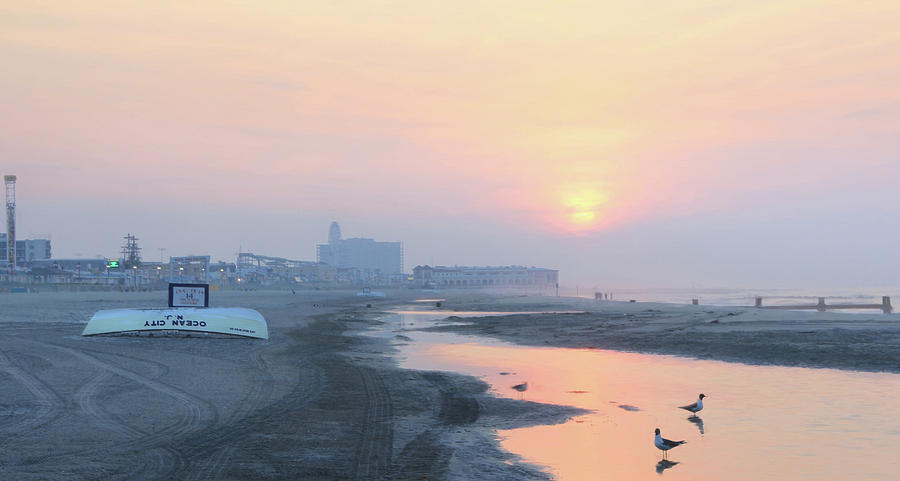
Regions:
[[33, 341, 218, 479], [39, 342, 218, 439], [353, 365, 394, 481], [181, 344, 277, 481], [176, 356, 326, 481], [0, 343, 179, 478], [0, 346, 65, 446], [74, 371, 147, 439], [72, 370, 178, 480]]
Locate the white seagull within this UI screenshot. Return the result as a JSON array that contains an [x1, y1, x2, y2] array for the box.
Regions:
[[679, 393, 706, 415], [654, 428, 686, 460], [511, 382, 528, 399]]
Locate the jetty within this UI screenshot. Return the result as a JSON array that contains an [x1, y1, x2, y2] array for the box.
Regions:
[[754, 296, 893, 314]]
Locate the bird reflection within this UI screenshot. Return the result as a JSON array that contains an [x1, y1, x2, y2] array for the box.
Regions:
[[655, 460, 679, 474], [687, 415, 705, 435]]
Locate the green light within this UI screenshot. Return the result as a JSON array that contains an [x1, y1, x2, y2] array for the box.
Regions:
[[107, 260, 120, 268]]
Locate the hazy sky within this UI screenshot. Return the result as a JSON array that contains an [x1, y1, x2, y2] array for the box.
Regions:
[[2, 1, 898, 288]]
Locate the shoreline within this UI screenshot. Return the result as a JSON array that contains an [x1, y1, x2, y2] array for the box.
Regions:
[[416, 293, 900, 373]]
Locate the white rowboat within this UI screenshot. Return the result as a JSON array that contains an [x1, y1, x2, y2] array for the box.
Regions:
[[82, 307, 268, 339]]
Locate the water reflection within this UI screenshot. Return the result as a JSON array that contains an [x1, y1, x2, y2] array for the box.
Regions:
[[390, 309, 584, 328], [389, 310, 900, 481], [655, 460, 679, 474], [687, 415, 705, 435]]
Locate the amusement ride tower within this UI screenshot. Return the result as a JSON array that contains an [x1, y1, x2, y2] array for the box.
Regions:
[[5, 175, 15, 269]]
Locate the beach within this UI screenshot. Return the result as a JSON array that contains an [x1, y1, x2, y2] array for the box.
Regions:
[[0, 289, 897, 480], [0, 289, 581, 480]]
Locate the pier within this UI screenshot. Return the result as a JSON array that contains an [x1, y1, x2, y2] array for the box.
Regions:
[[754, 296, 893, 314]]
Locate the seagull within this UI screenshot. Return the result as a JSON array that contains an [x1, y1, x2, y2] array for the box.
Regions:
[[679, 393, 706, 415], [511, 382, 528, 399], [654, 428, 686, 460]]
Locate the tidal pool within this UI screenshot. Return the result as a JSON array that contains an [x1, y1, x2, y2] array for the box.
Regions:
[[385, 309, 900, 480]]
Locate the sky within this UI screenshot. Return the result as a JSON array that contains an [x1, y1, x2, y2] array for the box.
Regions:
[[1, 1, 899, 289]]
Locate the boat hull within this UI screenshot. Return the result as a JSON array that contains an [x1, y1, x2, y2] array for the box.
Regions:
[[82, 307, 268, 339]]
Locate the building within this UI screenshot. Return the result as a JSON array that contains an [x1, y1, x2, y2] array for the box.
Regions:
[[316, 222, 403, 282], [412, 265, 559, 289], [235, 252, 333, 285], [0, 234, 51, 266], [28, 258, 124, 285], [169, 255, 211, 283], [30, 258, 107, 274]]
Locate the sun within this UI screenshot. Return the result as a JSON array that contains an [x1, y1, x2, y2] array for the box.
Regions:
[[570, 211, 597, 223], [561, 188, 607, 229]]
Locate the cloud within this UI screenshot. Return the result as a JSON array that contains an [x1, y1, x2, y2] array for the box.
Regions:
[[841, 105, 897, 119]]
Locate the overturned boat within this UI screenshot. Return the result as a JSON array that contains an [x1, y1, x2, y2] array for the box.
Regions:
[[82, 307, 268, 339]]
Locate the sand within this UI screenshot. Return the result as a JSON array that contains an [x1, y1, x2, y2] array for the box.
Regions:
[[0, 289, 581, 480], [1, 289, 896, 480]]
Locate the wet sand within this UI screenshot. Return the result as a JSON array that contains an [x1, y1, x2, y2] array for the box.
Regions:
[[0, 289, 581, 480], [424, 293, 900, 373]]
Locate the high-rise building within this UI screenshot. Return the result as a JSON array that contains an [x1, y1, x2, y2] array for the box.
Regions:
[[316, 222, 403, 277]]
